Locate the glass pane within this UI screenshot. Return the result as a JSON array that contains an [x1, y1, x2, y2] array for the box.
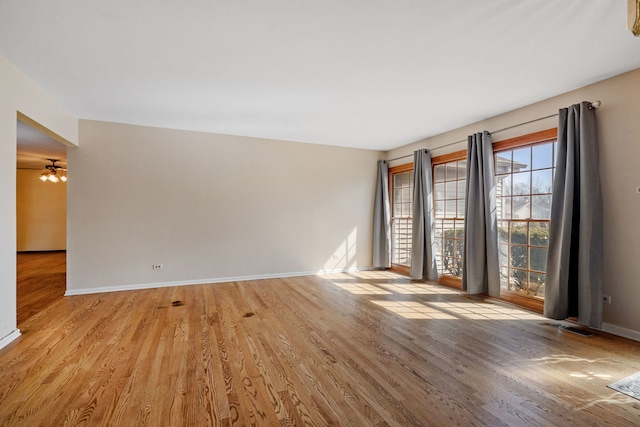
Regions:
[[443, 220, 454, 234], [434, 164, 445, 182], [530, 247, 548, 272], [497, 221, 509, 245], [454, 240, 464, 260], [445, 163, 457, 181], [531, 170, 552, 194], [457, 160, 467, 180], [496, 175, 511, 197], [445, 181, 456, 199], [433, 238, 442, 258], [510, 222, 527, 245], [454, 258, 463, 277], [532, 143, 553, 170], [528, 272, 545, 297], [529, 222, 549, 246], [512, 196, 530, 219], [531, 195, 551, 219], [455, 220, 465, 239], [499, 267, 510, 290], [457, 180, 466, 199], [394, 187, 403, 203], [512, 172, 530, 195], [445, 200, 456, 217], [512, 147, 531, 172], [402, 187, 411, 203], [511, 247, 527, 269], [498, 243, 508, 268], [457, 199, 466, 218], [443, 257, 455, 276], [435, 220, 443, 235], [511, 269, 527, 294], [401, 202, 411, 217], [434, 182, 445, 200], [496, 197, 511, 220], [495, 152, 512, 174], [435, 201, 445, 218]]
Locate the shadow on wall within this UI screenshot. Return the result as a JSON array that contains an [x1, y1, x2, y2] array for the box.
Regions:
[[322, 227, 358, 272]]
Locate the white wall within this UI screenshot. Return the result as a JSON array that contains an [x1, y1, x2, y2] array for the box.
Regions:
[[0, 54, 77, 345], [387, 68, 640, 339], [67, 120, 382, 293], [16, 169, 67, 251]]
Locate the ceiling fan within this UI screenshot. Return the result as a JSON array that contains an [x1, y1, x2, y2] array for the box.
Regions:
[[39, 159, 67, 183]]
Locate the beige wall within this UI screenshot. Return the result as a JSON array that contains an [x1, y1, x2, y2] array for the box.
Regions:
[[16, 169, 67, 251], [0, 54, 77, 344], [388, 68, 640, 338], [67, 120, 382, 293]]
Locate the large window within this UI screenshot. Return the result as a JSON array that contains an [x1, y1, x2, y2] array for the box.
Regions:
[[389, 164, 413, 270], [432, 151, 466, 286], [386, 129, 557, 312], [494, 130, 557, 304]]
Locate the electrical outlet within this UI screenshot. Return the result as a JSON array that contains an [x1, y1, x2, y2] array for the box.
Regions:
[[602, 295, 611, 304], [332, 253, 340, 259], [152, 264, 163, 270]]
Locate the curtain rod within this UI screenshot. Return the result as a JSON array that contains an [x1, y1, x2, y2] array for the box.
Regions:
[[387, 100, 601, 163]]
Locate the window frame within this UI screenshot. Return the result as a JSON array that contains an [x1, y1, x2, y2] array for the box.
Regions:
[[492, 128, 558, 312], [388, 163, 414, 275], [431, 149, 467, 289]]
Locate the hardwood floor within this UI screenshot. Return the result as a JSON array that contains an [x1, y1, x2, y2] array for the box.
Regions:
[[2, 265, 640, 426], [16, 251, 66, 325]]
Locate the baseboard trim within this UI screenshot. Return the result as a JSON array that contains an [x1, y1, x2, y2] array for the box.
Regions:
[[600, 322, 640, 343], [0, 329, 21, 350], [65, 267, 376, 296]]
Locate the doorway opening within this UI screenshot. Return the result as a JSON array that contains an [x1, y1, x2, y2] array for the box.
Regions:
[[16, 118, 68, 326]]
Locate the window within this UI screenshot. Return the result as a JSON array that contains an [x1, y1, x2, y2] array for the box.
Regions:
[[432, 151, 466, 287], [389, 164, 413, 270], [493, 129, 557, 305]]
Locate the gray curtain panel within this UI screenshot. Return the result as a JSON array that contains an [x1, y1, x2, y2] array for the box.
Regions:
[[544, 102, 603, 328], [462, 131, 500, 297], [410, 149, 438, 280], [373, 160, 391, 268]]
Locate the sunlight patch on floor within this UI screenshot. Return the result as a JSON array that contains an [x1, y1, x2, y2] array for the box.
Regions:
[[569, 371, 613, 380], [331, 282, 392, 295], [371, 301, 457, 319], [428, 302, 545, 320], [376, 283, 460, 295]]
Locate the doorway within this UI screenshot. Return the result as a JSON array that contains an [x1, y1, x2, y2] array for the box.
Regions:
[[16, 118, 68, 326]]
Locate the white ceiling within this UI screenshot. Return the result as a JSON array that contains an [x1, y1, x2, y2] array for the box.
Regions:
[[16, 121, 67, 170], [3, 1, 640, 151]]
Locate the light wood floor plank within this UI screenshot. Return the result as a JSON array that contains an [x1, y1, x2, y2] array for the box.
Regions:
[[5, 254, 640, 426]]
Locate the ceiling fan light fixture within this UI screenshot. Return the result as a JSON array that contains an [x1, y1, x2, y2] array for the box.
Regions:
[[38, 159, 67, 183]]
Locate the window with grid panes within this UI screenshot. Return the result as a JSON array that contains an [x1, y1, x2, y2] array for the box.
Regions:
[[390, 165, 413, 268], [433, 158, 466, 279], [494, 139, 556, 299]]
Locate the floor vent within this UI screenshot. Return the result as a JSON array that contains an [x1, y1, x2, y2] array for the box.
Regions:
[[555, 323, 594, 337]]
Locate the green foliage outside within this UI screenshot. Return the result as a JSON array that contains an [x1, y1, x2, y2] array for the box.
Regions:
[[442, 228, 464, 277], [441, 224, 549, 297], [498, 225, 549, 297]]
